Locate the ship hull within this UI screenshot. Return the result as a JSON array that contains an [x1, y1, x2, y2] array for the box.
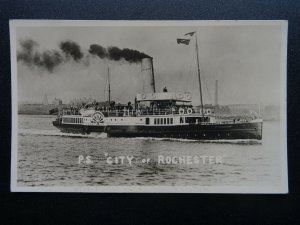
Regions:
[[52, 117, 262, 140], [52, 121, 105, 134], [105, 121, 263, 140]]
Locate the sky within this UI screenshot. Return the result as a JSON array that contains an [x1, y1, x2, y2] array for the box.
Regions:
[[15, 22, 285, 106]]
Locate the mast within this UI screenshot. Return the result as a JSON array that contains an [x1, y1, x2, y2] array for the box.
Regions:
[[150, 58, 156, 93], [108, 65, 111, 105], [195, 32, 205, 118], [214, 80, 218, 106]]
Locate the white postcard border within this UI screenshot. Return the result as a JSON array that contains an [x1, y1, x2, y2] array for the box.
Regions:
[[10, 20, 288, 193]]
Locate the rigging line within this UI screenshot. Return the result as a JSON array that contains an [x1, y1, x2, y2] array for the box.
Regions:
[[104, 66, 113, 102], [184, 48, 196, 91], [193, 38, 212, 105], [104, 69, 109, 102], [202, 73, 212, 105], [186, 51, 196, 91], [104, 72, 107, 101]]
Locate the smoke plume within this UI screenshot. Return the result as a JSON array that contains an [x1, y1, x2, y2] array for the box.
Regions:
[[17, 39, 39, 66], [59, 41, 83, 61], [89, 44, 150, 63], [89, 44, 107, 59], [17, 39, 151, 73], [33, 50, 63, 72], [17, 39, 64, 72]]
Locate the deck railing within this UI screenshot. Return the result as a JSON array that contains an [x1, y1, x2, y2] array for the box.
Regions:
[[61, 107, 203, 117], [60, 107, 256, 123]]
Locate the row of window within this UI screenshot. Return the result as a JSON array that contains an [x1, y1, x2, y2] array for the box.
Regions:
[[63, 117, 83, 124], [154, 117, 174, 125]]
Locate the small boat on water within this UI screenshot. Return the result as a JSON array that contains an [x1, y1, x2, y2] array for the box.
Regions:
[[53, 31, 263, 140]]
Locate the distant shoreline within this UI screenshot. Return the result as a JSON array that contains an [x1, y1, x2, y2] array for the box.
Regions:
[[18, 103, 56, 115], [18, 112, 56, 116]]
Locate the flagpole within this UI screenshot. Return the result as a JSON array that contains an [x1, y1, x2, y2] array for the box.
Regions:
[[195, 32, 205, 119]]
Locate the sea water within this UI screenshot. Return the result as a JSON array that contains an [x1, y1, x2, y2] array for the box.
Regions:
[[17, 115, 282, 187]]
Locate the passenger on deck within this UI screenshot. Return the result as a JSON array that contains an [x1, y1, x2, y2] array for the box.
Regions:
[[127, 101, 133, 110], [163, 86, 168, 92]]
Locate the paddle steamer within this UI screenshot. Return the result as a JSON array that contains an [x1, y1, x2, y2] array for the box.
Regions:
[[52, 31, 263, 140]]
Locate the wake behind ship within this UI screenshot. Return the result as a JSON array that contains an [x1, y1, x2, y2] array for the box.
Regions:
[[52, 31, 263, 140]]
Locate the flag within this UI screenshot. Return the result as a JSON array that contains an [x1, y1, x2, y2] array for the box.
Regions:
[[185, 31, 196, 36], [177, 38, 191, 45]]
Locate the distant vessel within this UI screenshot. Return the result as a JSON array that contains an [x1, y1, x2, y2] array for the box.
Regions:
[[53, 32, 262, 140]]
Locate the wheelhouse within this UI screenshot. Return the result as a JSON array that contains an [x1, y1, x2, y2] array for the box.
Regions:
[[135, 92, 193, 115]]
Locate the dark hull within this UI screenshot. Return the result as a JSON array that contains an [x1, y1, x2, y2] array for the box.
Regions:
[[52, 121, 105, 134], [105, 122, 263, 140], [53, 119, 262, 140]]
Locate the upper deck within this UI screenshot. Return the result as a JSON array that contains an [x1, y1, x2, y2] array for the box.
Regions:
[[60, 91, 215, 117], [136, 92, 192, 102]]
